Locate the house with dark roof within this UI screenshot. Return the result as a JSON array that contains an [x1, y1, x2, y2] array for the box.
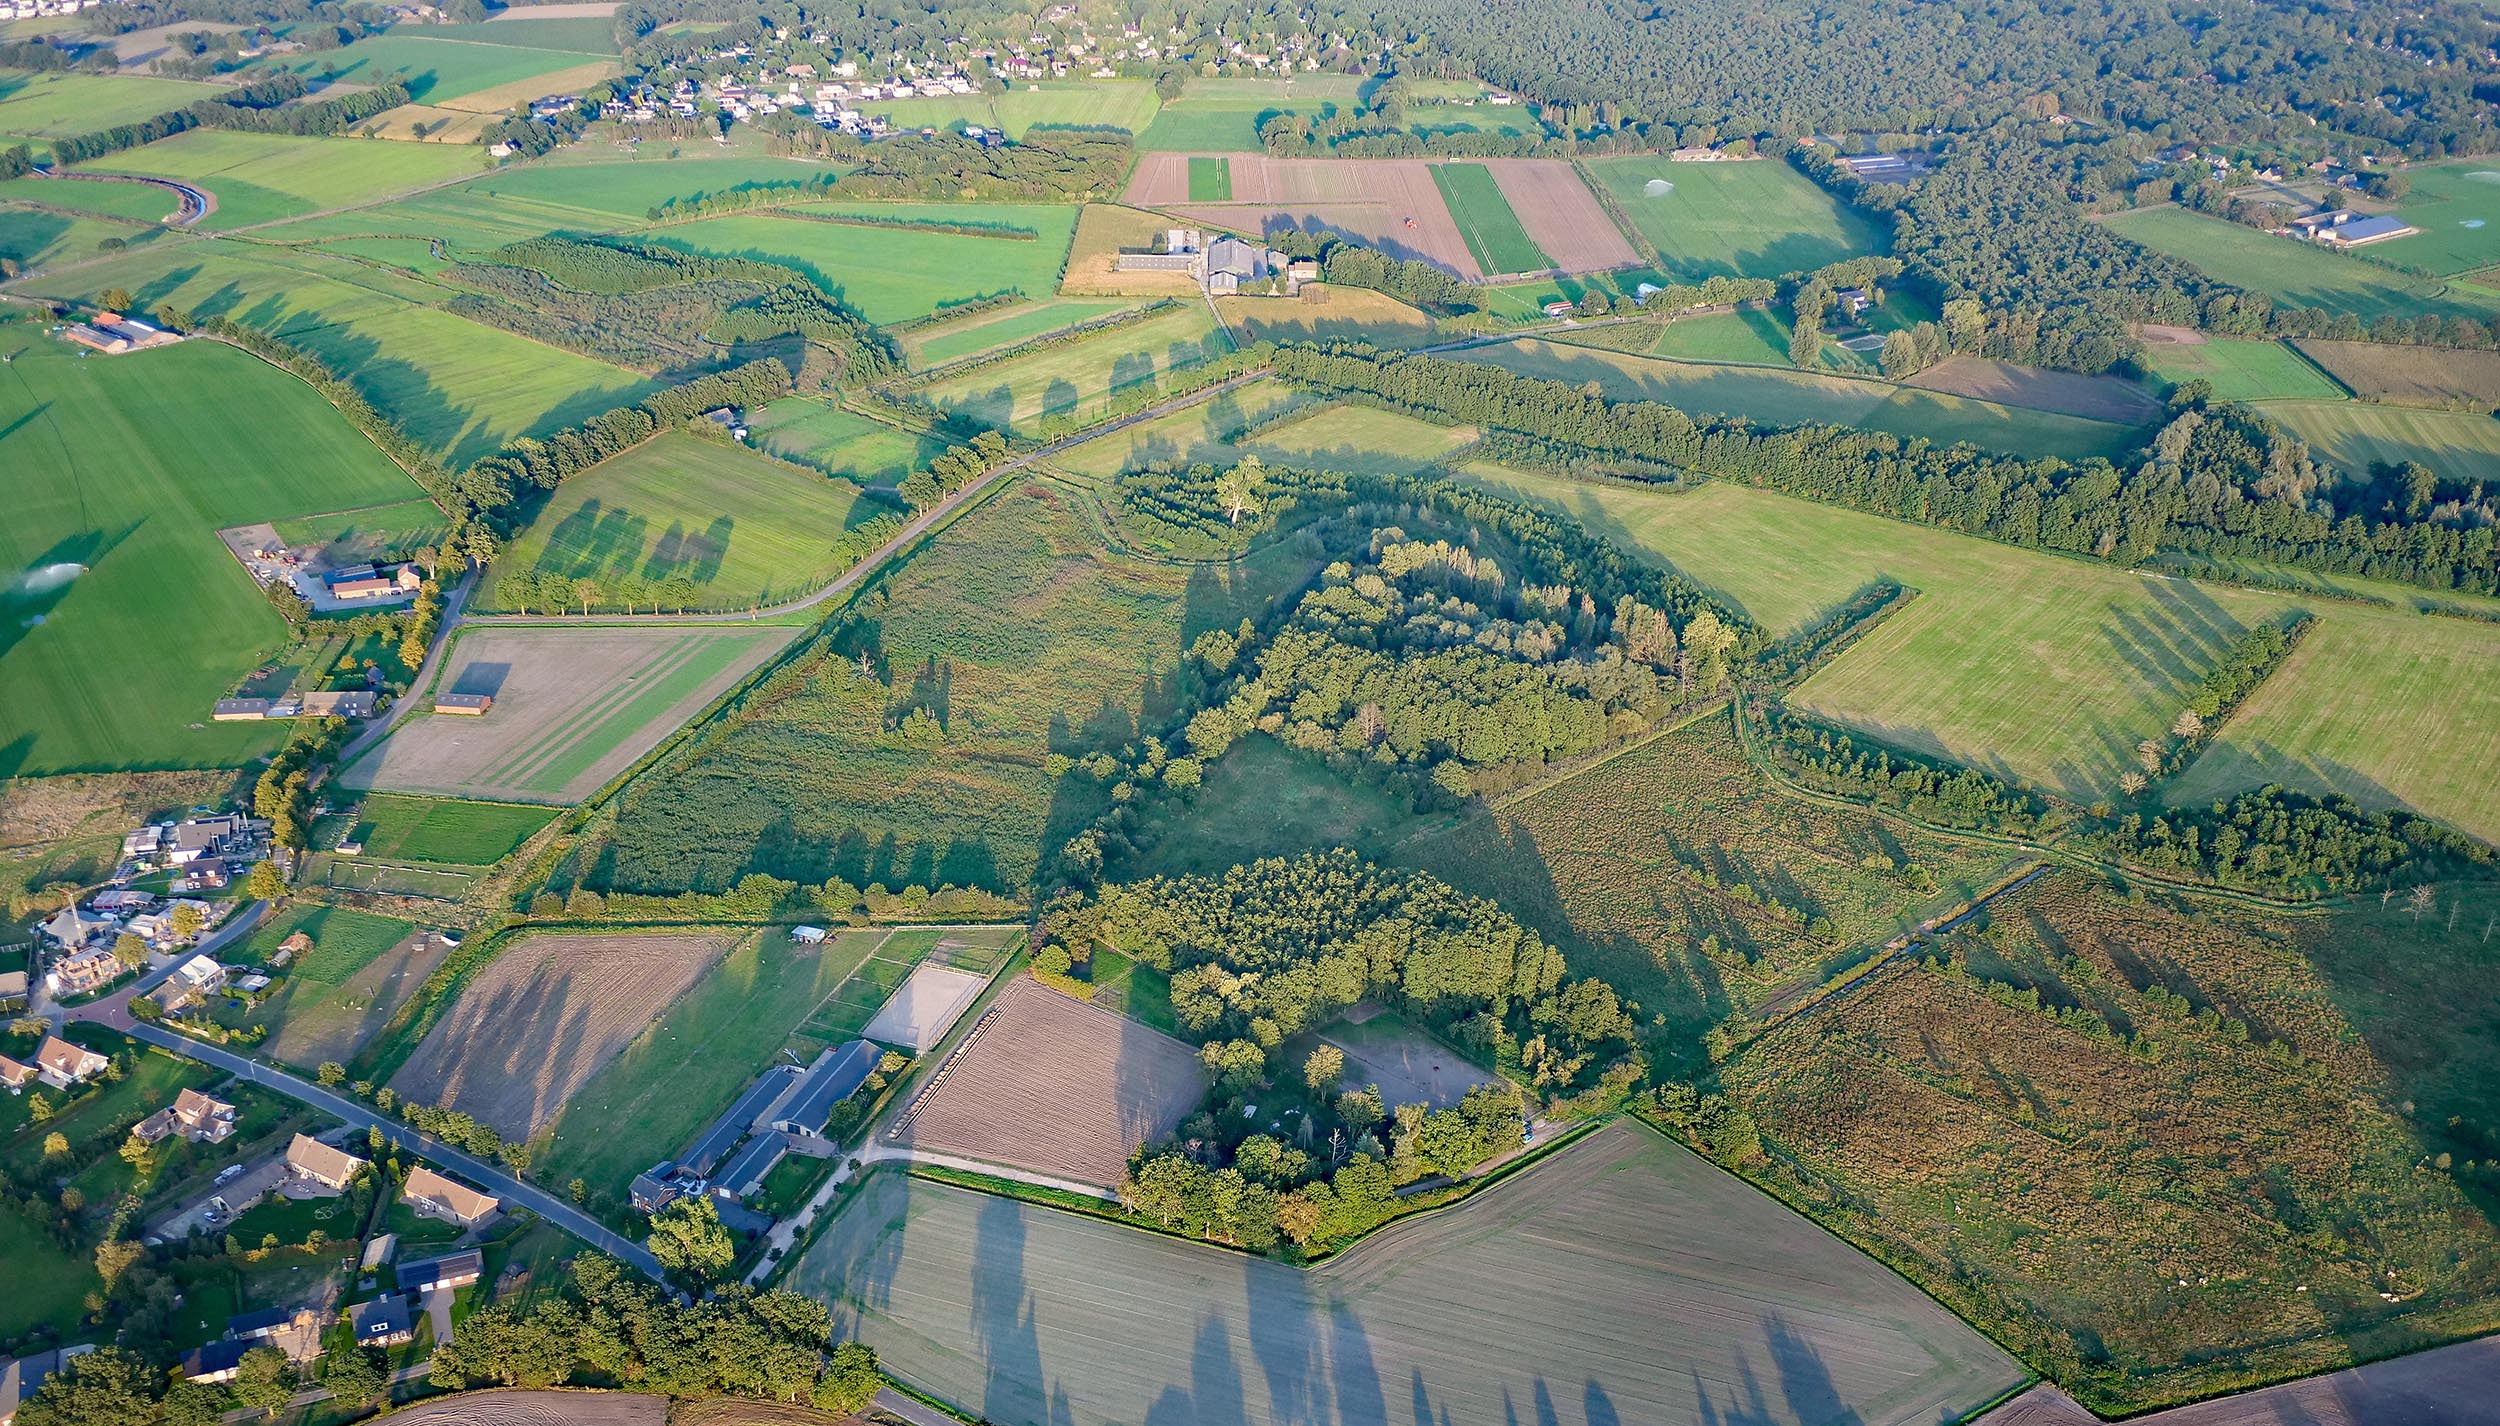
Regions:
[[630, 1168, 686, 1215], [227, 1306, 312, 1342], [349, 1294, 415, 1348], [769, 1040, 882, 1139], [0, 1348, 71, 1426], [718, 1130, 790, 1199], [180, 1339, 251, 1385], [399, 1248, 484, 1294]]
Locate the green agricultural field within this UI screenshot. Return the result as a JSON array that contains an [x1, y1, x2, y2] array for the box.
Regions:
[[270, 497, 450, 564], [446, 154, 843, 222], [1458, 467, 2297, 802], [901, 297, 1138, 369], [0, 172, 189, 222], [0, 70, 230, 145], [0, 1208, 94, 1339], [746, 398, 943, 487], [2358, 161, 2500, 276], [2167, 605, 2500, 842], [28, 239, 659, 464], [1046, 375, 1304, 479], [481, 430, 893, 612], [348, 793, 558, 865], [1185, 154, 1232, 202], [1246, 402, 1478, 474], [1137, 99, 1301, 152], [797, 1124, 2024, 1426], [412, 16, 626, 53], [858, 80, 1159, 138], [589, 478, 1322, 897], [639, 203, 1080, 324], [1584, 156, 1886, 280], [1647, 307, 1791, 364], [2105, 206, 2500, 324], [536, 926, 888, 1200], [923, 302, 1233, 434], [260, 32, 613, 106], [2265, 399, 2500, 488], [2141, 336, 2347, 402], [0, 204, 169, 273], [0, 327, 432, 776], [1459, 339, 2153, 461], [1429, 161, 1550, 274], [74, 130, 480, 230]]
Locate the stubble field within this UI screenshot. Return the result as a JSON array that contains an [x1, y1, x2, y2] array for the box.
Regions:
[[389, 930, 735, 1137], [799, 1121, 2024, 1426], [2290, 339, 2500, 407]]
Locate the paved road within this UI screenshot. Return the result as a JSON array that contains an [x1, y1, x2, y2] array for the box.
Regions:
[[336, 570, 472, 769], [31, 164, 212, 225], [42, 899, 269, 1032], [98, 1018, 666, 1279]]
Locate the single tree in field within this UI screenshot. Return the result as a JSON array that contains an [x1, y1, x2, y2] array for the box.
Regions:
[[646, 1194, 735, 1286], [1303, 1043, 1344, 1094], [2407, 884, 2436, 921], [2117, 771, 2148, 797], [2136, 738, 2165, 775], [1217, 455, 1264, 526]]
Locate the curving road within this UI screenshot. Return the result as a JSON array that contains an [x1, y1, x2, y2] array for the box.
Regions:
[[32, 164, 214, 226]]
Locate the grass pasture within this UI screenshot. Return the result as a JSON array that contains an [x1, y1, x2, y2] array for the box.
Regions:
[[800, 1122, 2023, 1426], [348, 793, 558, 865], [341, 623, 795, 804], [901, 297, 1137, 369], [1044, 375, 1303, 479], [0, 327, 429, 777], [263, 32, 615, 107], [2265, 399, 2500, 488], [1646, 308, 1791, 364], [227, 904, 440, 1069], [1213, 286, 1439, 348], [745, 398, 941, 487], [1137, 98, 1298, 152], [270, 497, 450, 564], [536, 926, 889, 1199], [1584, 156, 1886, 280], [75, 129, 479, 229], [0, 70, 229, 147], [921, 302, 1232, 434], [854, 79, 1159, 139], [2140, 335, 2347, 402], [640, 203, 1079, 324], [0, 204, 168, 273], [1246, 401, 1478, 474], [1429, 161, 1550, 274], [2105, 207, 2500, 324], [1186, 155, 1231, 202], [482, 430, 892, 612], [1460, 338, 2153, 461], [2359, 160, 2500, 276]]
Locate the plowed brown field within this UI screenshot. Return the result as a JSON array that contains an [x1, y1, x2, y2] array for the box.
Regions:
[[1482, 158, 1639, 272], [389, 930, 734, 1139]]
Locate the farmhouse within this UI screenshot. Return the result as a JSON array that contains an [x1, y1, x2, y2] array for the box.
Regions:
[[1114, 228, 1309, 296], [434, 693, 493, 716], [399, 1248, 484, 1294], [2290, 209, 2420, 247], [349, 1294, 415, 1348], [62, 312, 182, 356], [167, 815, 267, 865], [132, 1088, 238, 1145], [769, 1039, 883, 1139], [284, 1134, 369, 1191], [35, 1036, 107, 1090], [401, 1166, 500, 1228], [0, 1055, 35, 1092]]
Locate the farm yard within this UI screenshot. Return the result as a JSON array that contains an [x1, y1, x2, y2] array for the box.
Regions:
[[2104, 207, 2500, 323], [480, 431, 896, 613], [1060, 202, 1205, 297], [389, 929, 736, 1139], [1583, 156, 1887, 280], [584, 477, 1321, 899], [0, 326, 431, 776], [1457, 339, 2156, 461], [920, 301, 1233, 433], [799, 1122, 2025, 1426], [2138, 333, 2348, 402], [339, 624, 795, 804], [887, 977, 1208, 1187]]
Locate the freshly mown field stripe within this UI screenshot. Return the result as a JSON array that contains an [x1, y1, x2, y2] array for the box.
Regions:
[[1185, 155, 1232, 202], [796, 1122, 2024, 1426], [2105, 206, 2500, 323], [1428, 160, 1550, 274], [901, 298, 1138, 369], [1582, 156, 1886, 281], [505, 631, 779, 798], [478, 632, 719, 790]]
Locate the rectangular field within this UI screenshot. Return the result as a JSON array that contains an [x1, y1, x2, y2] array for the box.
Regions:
[[1246, 402, 1478, 474], [1428, 161, 1550, 274], [901, 298, 1138, 370], [535, 926, 888, 1194], [1128, 153, 1486, 277], [0, 70, 231, 145], [2139, 333, 2347, 402], [229, 906, 440, 1070], [861, 961, 991, 1052], [347, 793, 559, 866], [75, 129, 479, 230], [2264, 399, 2500, 488], [1186, 155, 1232, 202], [261, 32, 616, 106], [1212, 287, 1438, 348], [1046, 375, 1304, 480], [1901, 356, 2166, 424], [640, 203, 1081, 324], [744, 398, 939, 487], [921, 302, 1232, 434], [2290, 338, 2500, 408], [851, 80, 1159, 139], [388, 930, 735, 1137], [1459, 338, 2154, 461], [339, 624, 794, 804], [2104, 207, 2500, 324], [797, 1122, 2025, 1426], [269, 498, 451, 564], [1583, 156, 1886, 280], [1483, 157, 1640, 273], [1060, 203, 1205, 297], [2351, 160, 2500, 276], [480, 430, 890, 612], [0, 328, 431, 776], [890, 977, 1207, 1186]]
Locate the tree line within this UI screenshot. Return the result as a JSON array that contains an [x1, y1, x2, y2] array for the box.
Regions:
[[46, 75, 411, 166]]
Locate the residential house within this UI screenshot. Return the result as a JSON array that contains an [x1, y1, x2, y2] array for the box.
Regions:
[[170, 861, 229, 895], [37, 906, 117, 952], [402, 1167, 500, 1228], [284, 1134, 369, 1191], [149, 953, 227, 1013], [121, 825, 166, 861], [629, 1169, 686, 1215], [0, 1055, 34, 1092], [44, 944, 127, 1000], [167, 815, 265, 866], [35, 1035, 107, 1090], [133, 1088, 238, 1145], [349, 1294, 415, 1348], [0, 1348, 82, 1426], [398, 1248, 484, 1294], [178, 1339, 250, 1385]]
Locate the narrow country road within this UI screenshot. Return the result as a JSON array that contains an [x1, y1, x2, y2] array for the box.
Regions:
[[336, 570, 472, 769]]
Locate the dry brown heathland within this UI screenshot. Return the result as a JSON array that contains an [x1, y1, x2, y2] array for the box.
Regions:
[[389, 931, 734, 1139], [893, 976, 1204, 1187]]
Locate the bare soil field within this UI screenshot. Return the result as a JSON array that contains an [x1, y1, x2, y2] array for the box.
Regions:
[[394, 1392, 667, 1426], [862, 962, 991, 1051], [1903, 356, 2167, 424], [1132, 153, 1483, 277], [668, 1399, 855, 1426], [891, 976, 1204, 1187], [2293, 339, 2500, 408], [263, 930, 452, 1069], [341, 625, 792, 805], [1482, 158, 1640, 272], [1976, 1335, 2500, 1426], [800, 1121, 2024, 1426], [389, 931, 734, 1138]]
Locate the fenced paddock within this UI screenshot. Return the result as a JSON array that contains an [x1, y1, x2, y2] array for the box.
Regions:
[[862, 963, 991, 1051]]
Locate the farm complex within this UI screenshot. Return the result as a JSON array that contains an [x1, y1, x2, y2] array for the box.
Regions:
[[2, 6, 2498, 1426]]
